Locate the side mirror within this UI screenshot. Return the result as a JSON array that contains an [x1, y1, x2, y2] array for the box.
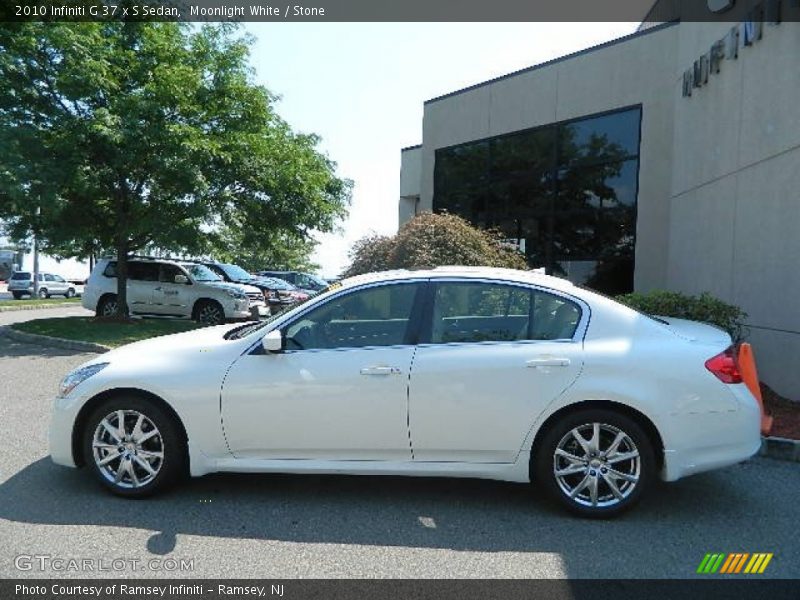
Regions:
[[174, 274, 189, 285], [261, 329, 284, 353]]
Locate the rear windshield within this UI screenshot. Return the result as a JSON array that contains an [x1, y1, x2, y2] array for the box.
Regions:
[[11, 272, 30, 280]]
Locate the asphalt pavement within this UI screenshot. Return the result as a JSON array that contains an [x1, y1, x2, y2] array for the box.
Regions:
[[0, 311, 798, 579]]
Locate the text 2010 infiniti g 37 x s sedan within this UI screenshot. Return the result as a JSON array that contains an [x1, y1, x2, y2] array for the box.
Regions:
[[50, 267, 761, 517]]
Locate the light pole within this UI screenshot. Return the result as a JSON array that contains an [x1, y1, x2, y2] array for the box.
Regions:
[[32, 204, 40, 298]]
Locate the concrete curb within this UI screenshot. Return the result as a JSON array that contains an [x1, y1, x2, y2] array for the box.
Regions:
[[0, 302, 82, 313], [759, 436, 800, 463], [0, 325, 109, 354]]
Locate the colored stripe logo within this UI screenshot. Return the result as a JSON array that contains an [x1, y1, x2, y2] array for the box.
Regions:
[[697, 553, 773, 574]]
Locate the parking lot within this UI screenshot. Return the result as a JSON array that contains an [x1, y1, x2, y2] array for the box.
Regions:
[[0, 308, 799, 579]]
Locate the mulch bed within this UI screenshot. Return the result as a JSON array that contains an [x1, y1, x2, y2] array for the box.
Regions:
[[761, 382, 800, 440]]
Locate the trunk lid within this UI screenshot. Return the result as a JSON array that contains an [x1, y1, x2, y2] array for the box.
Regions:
[[656, 316, 732, 346]]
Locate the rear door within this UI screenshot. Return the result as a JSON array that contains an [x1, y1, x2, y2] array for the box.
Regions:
[[408, 280, 586, 463], [126, 262, 160, 314]]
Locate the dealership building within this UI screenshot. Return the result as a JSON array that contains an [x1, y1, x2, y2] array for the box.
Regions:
[[399, 15, 800, 398]]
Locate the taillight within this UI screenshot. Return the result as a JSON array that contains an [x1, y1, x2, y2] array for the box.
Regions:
[[705, 346, 742, 384]]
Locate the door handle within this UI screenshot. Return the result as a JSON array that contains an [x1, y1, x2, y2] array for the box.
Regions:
[[154, 286, 162, 291], [360, 366, 402, 376], [526, 357, 571, 368]]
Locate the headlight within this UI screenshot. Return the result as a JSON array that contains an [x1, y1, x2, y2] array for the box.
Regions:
[[57, 363, 109, 398], [224, 288, 246, 299]]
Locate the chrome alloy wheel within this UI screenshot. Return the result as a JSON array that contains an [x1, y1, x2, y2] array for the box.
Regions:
[[100, 299, 118, 317], [92, 410, 164, 489], [198, 303, 224, 325], [553, 422, 641, 508]]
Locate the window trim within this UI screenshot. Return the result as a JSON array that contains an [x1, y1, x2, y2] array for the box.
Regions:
[[417, 277, 590, 348]]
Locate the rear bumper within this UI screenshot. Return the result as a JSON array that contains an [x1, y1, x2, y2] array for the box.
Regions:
[[662, 384, 762, 481]]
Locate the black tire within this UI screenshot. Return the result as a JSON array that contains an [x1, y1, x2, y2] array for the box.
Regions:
[[12, 292, 22, 300], [38, 288, 49, 299], [82, 395, 187, 498], [193, 299, 225, 325], [533, 408, 655, 518], [66, 288, 75, 298], [97, 294, 118, 317]]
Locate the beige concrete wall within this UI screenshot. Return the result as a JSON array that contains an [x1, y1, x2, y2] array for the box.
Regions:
[[667, 22, 800, 398], [416, 25, 680, 292], [399, 146, 422, 225], [401, 21, 800, 398]]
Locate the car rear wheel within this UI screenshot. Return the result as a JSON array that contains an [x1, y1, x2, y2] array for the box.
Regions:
[[194, 300, 224, 325], [38, 288, 49, 299], [97, 295, 118, 317], [12, 292, 22, 300], [534, 409, 655, 518], [82, 396, 186, 497]]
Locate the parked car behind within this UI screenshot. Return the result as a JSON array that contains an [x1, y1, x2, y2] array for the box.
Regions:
[[51, 266, 761, 517], [8, 271, 77, 299], [257, 270, 327, 295], [82, 257, 268, 325], [258, 276, 310, 308]]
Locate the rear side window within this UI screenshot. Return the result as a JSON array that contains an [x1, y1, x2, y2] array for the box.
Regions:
[[44, 274, 55, 282], [11, 272, 30, 280], [430, 282, 582, 344], [128, 262, 159, 282]]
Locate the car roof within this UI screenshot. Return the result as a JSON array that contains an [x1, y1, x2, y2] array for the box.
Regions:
[[339, 266, 576, 293]]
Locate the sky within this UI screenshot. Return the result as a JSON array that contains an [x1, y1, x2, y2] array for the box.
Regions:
[[245, 23, 640, 278]]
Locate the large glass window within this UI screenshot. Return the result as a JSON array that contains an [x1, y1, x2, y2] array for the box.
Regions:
[[433, 106, 641, 295], [430, 282, 581, 344], [284, 283, 422, 351]]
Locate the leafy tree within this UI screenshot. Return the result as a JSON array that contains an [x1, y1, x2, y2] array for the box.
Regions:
[[343, 213, 527, 278], [208, 223, 320, 273], [0, 22, 349, 317]]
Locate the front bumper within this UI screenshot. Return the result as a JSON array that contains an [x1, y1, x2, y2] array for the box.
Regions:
[[49, 396, 81, 468]]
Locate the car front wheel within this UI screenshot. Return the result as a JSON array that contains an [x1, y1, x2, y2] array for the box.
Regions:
[[194, 300, 225, 325], [82, 396, 186, 497], [66, 288, 75, 298], [534, 409, 655, 518]]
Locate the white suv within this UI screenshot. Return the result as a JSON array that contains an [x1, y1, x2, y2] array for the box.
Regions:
[[82, 258, 268, 325], [8, 271, 76, 299]]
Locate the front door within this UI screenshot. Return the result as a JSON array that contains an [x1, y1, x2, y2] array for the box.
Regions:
[[408, 280, 585, 463], [150, 264, 191, 316], [221, 281, 425, 460], [126, 262, 160, 314]]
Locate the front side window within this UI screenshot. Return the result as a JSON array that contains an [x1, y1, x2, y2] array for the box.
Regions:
[[52, 275, 65, 283], [160, 264, 185, 283], [431, 282, 581, 344], [284, 283, 422, 351]]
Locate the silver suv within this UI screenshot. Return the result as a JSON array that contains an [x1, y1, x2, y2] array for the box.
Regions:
[[8, 271, 76, 299], [82, 258, 268, 325]]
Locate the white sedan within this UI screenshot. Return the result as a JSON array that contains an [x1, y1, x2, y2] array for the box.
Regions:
[[49, 267, 761, 517]]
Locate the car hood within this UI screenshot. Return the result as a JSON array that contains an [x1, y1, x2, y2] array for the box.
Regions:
[[83, 323, 246, 369], [202, 281, 261, 295], [656, 316, 732, 346]]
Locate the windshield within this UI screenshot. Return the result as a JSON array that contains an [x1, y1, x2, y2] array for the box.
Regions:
[[182, 264, 222, 282], [221, 263, 254, 281], [262, 277, 295, 290]]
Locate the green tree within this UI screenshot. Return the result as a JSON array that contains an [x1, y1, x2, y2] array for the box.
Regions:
[[343, 212, 528, 278], [0, 22, 350, 317]]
